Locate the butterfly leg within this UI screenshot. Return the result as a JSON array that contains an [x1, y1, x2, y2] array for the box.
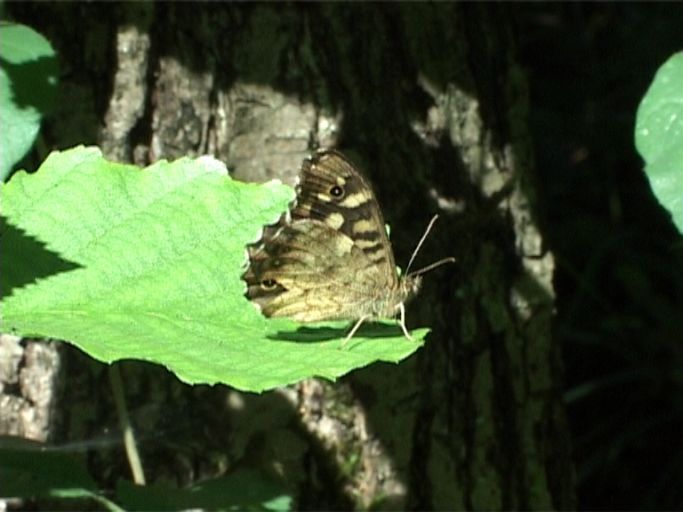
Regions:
[[398, 302, 414, 341], [341, 315, 370, 347]]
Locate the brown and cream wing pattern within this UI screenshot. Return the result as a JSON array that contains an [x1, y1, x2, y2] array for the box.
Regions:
[[291, 150, 398, 283], [243, 149, 402, 322], [243, 218, 393, 321]]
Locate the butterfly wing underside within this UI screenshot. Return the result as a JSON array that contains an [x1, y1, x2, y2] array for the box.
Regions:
[[292, 150, 398, 279], [243, 150, 404, 322]]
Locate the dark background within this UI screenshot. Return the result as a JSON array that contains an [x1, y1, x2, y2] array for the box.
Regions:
[[4, 3, 683, 510], [518, 4, 683, 509]]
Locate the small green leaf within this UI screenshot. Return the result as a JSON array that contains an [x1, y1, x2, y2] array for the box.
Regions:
[[0, 22, 59, 180], [0, 436, 97, 497], [635, 51, 683, 233], [0, 146, 427, 392], [0, 436, 123, 511], [116, 469, 291, 511]]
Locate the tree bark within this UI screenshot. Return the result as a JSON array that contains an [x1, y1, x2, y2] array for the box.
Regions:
[[4, 3, 574, 509]]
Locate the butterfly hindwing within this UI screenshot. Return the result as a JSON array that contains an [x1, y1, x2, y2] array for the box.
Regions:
[[244, 219, 386, 321]]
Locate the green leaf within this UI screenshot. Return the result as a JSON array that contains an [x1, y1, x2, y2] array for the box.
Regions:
[[635, 51, 683, 233], [0, 146, 427, 392], [0, 437, 96, 497], [116, 469, 291, 511], [0, 436, 123, 511], [0, 22, 59, 180]]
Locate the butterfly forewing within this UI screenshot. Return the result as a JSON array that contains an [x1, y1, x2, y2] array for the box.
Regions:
[[293, 151, 398, 282]]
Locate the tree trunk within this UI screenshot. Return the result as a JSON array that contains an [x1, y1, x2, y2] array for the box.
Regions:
[[3, 3, 574, 509]]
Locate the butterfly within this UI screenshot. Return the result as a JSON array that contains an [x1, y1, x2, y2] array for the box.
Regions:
[[242, 149, 453, 342]]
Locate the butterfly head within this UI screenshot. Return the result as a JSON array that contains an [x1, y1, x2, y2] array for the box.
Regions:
[[400, 273, 423, 304]]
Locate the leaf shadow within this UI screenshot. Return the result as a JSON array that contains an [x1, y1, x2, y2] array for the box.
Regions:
[[0, 215, 82, 301], [0, 54, 59, 113], [267, 321, 405, 343]]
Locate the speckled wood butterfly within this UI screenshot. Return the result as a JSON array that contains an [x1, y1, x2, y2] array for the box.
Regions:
[[242, 149, 453, 342]]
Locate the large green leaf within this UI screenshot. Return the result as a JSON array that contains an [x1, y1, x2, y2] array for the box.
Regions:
[[0, 147, 427, 392], [635, 51, 683, 233], [0, 22, 58, 180]]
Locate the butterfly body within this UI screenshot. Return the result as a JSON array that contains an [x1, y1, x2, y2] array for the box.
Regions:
[[243, 150, 422, 338]]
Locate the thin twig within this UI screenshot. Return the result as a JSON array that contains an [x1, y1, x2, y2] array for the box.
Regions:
[[108, 363, 146, 485]]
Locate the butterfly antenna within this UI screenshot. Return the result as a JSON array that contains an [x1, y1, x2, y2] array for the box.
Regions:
[[405, 214, 441, 275], [409, 257, 456, 277]]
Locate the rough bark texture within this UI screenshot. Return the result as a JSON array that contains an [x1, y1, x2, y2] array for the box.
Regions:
[[0, 335, 61, 441], [3, 3, 574, 509]]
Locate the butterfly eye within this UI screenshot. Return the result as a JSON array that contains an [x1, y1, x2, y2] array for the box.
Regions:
[[329, 185, 344, 199], [261, 279, 277, 290]]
